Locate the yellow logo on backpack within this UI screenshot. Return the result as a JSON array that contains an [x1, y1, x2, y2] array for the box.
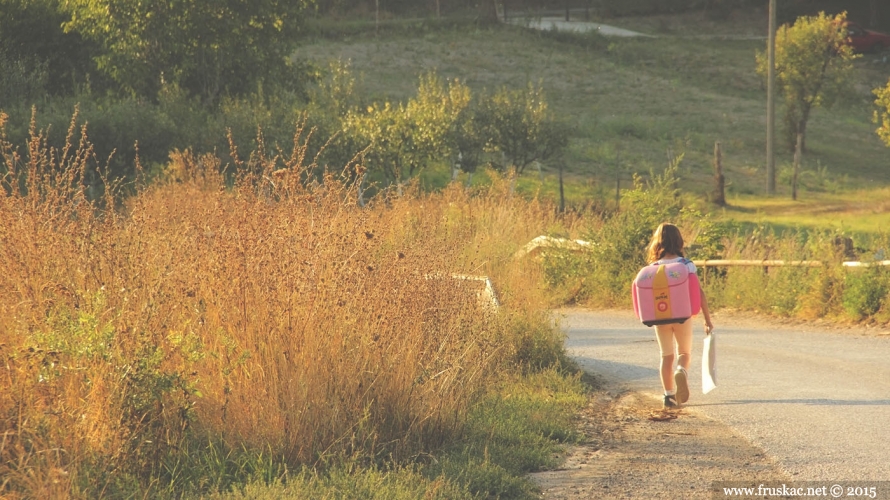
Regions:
[[652, 265, 672, 321]]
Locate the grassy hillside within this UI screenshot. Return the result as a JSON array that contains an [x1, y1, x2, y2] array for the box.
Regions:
[[298, 12, 890, 218]]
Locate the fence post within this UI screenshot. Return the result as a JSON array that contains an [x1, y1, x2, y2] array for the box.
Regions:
[[614, 147, 621, 207], [713, 141, 726, 206], [792, 132, 802, 201]]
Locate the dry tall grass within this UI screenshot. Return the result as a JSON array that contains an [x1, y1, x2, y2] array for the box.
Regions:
[[0, 111, 564, 497]]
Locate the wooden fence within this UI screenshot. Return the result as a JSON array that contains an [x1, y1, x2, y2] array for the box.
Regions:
[[515, 236, 890, 270]]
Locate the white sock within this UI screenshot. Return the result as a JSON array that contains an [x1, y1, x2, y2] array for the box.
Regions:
[[665, 390, 676, 396]]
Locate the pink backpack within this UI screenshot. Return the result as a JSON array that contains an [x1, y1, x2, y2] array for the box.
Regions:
[[632, 259, 701, 326]]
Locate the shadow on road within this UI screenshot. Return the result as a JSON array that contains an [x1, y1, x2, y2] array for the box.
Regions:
[[695, 399, 890, 407], [571, 357, 660, 381]]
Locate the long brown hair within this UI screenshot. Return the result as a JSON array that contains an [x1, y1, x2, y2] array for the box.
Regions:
[[646, 223, 684, 263]]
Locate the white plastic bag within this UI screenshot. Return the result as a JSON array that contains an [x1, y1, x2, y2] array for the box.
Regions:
[[702, 331, 716, 394]]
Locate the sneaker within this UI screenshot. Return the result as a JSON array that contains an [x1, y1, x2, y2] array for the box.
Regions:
[[674, 367, 689, 404], [663, 394, 678, 409]]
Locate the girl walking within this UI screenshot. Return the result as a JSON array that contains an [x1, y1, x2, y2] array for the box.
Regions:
[[646, 223, 714, 409]]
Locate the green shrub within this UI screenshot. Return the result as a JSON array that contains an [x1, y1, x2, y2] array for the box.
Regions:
[[0, 50, 49, 106], [541, 245, 597, 304], [843, 269, 889, 320], [503, 312, 574, 373], [29, 292, 202, 495], [794, 266, 844, 318], [0, 0, 96, 96], [574, 160, 685, 305], [1, 91, 315, 183]]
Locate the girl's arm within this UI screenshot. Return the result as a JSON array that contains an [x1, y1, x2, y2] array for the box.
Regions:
[[700, 288, 714, 334]]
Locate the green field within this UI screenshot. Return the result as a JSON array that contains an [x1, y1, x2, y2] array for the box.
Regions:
[[299, 11, 890, 231]]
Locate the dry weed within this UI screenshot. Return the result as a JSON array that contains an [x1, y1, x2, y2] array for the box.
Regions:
[[0, 113, 562, 496]]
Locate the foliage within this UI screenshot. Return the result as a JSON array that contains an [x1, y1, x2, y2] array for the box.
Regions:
[[341, 72, 471, 186], [543, 157, 692, 305], [500, 310, 575, 373], [540, 161, 890, 325], [479, 83, 570, 175], [312, 0, 487, 17], [0, 0, 96, 97], [407, 72, 472, 172], [0, 48, 49, 106], [341, 71, 568, 188], [1, 60, 569, 189], [302, 15, 890, 200], [303, 59, 365, 177], [843, 268, 889, 320], [208, 466, 472, 500], [2, 99, 185, 182], [0, 87, 321, 183], [202, 369, 585, 500], [700, 228, 890, 322], [62, 0, 314, 100], [755, 11, 858, 153], [584, 158, 686, 305], [343, 100, 410, 185], [873, 79, 890, 147]]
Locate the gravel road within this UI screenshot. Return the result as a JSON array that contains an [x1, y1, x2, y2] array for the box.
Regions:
[[558, 309, 890, 482], [507, 17, 654, 37]]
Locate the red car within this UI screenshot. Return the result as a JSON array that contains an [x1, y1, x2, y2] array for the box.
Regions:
[[845, 22, 890, 53]]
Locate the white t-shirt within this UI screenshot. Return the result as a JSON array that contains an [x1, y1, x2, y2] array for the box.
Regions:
[[654, 256, 697, 275]]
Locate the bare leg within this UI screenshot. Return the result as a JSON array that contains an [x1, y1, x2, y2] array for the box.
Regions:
[[677, 352, 691, 372], [660, 353, 675, 393], [674, 320, 694, 372]]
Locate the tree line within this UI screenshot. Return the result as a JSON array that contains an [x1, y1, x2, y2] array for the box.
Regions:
[[0, 0, 314, 103], [212, 65, 569, 196]]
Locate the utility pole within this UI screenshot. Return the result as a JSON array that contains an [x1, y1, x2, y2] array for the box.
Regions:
[[614, 147, 621, 208], [766, 0, 777, 195]]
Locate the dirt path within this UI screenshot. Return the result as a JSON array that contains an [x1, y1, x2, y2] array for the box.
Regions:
[[507, 17, 654, 37], [530, 373, 790, 499]]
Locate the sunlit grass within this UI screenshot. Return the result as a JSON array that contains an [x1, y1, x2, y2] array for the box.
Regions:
[[720, 187, 890, 235]]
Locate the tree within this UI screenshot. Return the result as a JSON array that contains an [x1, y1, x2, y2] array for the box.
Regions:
[[342, 72, 472, 188], [63, 0, 314, 101], [406, 72, 471, 172], [450, 100, 488, 180], [0, 0, 96, 96], [874, 79, 890, 147], [478, 83, 569, 176], [755, 11, 857, 154]]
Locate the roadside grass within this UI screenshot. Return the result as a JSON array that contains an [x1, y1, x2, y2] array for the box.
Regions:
[[202, 369, 587, 500], [0, 112, 588, 498], [423, 369, 587, 500]]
